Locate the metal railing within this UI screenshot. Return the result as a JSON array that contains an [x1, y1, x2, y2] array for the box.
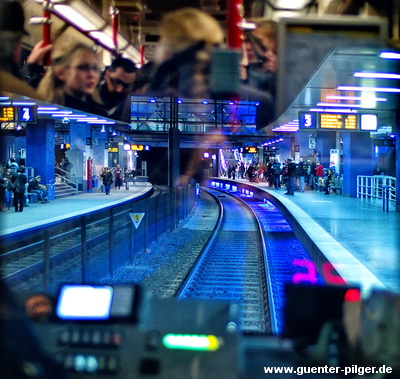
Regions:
[[1, 184, 197, 295], [357, 175, 396, 211]]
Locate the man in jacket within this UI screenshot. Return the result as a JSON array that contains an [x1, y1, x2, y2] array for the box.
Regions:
[[28, 175, 49, 204], [285, 158, 297, 195], [11, 166, 27, 212]]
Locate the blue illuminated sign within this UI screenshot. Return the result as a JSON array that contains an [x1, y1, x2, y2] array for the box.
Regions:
[[299, 112, 316, 129], [18, 106, 36, 123]]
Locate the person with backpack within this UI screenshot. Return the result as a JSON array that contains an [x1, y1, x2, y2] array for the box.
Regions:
[[272, 159, 282, 189]]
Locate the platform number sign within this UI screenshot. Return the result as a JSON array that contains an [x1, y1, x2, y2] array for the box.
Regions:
[[299, 112, 316, 129], [18, 106, 36, 122]]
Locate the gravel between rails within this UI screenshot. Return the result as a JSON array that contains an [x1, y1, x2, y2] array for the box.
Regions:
[[100, 190, 218, 297]]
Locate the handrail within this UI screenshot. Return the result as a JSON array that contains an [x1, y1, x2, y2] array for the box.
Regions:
[[54, 172, 79, 196], [357, 175, 396, 210]]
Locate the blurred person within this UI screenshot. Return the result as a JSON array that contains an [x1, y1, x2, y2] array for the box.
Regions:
[[11, 165, 27, 212], [101, 167, 113, 195], [37, 43, 105, 115], [0, 280, 67, 378], [272, 158, 281, 189], [241, 19, 278, 128], [99, 56, 138, 122], [0, 166, 6, 211], [145, 7, 225, 98], [242, 19, 278, 92], [114, 164, 123, 189], [285, 158, 297, 195], [296, 157, 307, 192], [28, 175, 49, 204], [0, 1, 49, 99]]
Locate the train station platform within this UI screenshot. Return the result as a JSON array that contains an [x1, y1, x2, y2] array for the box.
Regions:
[[0, 182, 153, 237], [1, 178, 398, 295], [229, 179, 400, 295]]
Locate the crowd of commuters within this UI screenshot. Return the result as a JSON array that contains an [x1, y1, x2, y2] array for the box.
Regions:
[[224, 158, 343, 196], [0, 161, 52, 212]]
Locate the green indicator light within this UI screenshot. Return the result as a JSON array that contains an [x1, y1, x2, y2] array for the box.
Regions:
[[162, 334, 220, 351]]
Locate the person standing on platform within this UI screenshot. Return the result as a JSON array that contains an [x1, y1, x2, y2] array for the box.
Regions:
[[315, 161, 324, 190], [114, 164, 123, 190], [11, 166, 27, 212], [272, 159, 281, 189], [285, 158, 297, 195], [101, 167, 113, 195], [296, 158, 307, 192]]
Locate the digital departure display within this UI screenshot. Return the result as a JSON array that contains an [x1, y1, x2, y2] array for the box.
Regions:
[[0, 107, 15, 122], [319, 113, 357, 130]]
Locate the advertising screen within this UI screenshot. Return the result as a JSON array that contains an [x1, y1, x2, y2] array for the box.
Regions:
[[360, 114, 378, 131]]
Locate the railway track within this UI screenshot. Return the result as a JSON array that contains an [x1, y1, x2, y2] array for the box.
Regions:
[[176, 188, 273, 334], [1, 188, 165, 292]]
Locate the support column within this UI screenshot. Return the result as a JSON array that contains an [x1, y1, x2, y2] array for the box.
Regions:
[[168, 96, 180, 188], [316, 131, 336, 167], [25, 119, 55, 183], [396, 110, 400, 213], [168, 127, 180, 188], [342, 132, 373, 198], [69, 123, 91, 191]]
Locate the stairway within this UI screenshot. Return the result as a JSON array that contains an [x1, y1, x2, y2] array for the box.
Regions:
[[55, 181, 78, 199]]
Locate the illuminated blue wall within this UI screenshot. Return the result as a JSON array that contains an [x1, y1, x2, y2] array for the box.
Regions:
[[26, 119, 55, 183]]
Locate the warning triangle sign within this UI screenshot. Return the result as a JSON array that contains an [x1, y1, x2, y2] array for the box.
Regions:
[[130, 213, 145, 229]]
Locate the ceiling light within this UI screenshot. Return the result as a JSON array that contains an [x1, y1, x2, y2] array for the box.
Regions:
[[337, 86, 400, 93], [326, 96, 386, 102], [379, 52, 400, 59], [89, 31, 115, 50], [353, 72, 400, 79], [53, 3, 106, 31], [310, 108, 358, 113], [37, 107, 59, 111], [12, 102, 36, 106], [317, 102, 365, 108]]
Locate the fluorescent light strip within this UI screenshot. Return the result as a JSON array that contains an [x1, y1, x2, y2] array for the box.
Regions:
[[309, 108, 358, 113], [53, 4, 101, 31], [51, 114, 87, 119], [89, 121, 115, 124], [12, 102, 37, 106], [317, 102, 365, 108], [380, 52, 400, 59], [337, 86, 400, 93], [353, 72, 400, 79], [37, 107, 59, 111], [38, 110, 73, 114], [326, 96, 386, 102]]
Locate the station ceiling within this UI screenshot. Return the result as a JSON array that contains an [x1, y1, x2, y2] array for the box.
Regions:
[[1, 1, 398, 146]]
